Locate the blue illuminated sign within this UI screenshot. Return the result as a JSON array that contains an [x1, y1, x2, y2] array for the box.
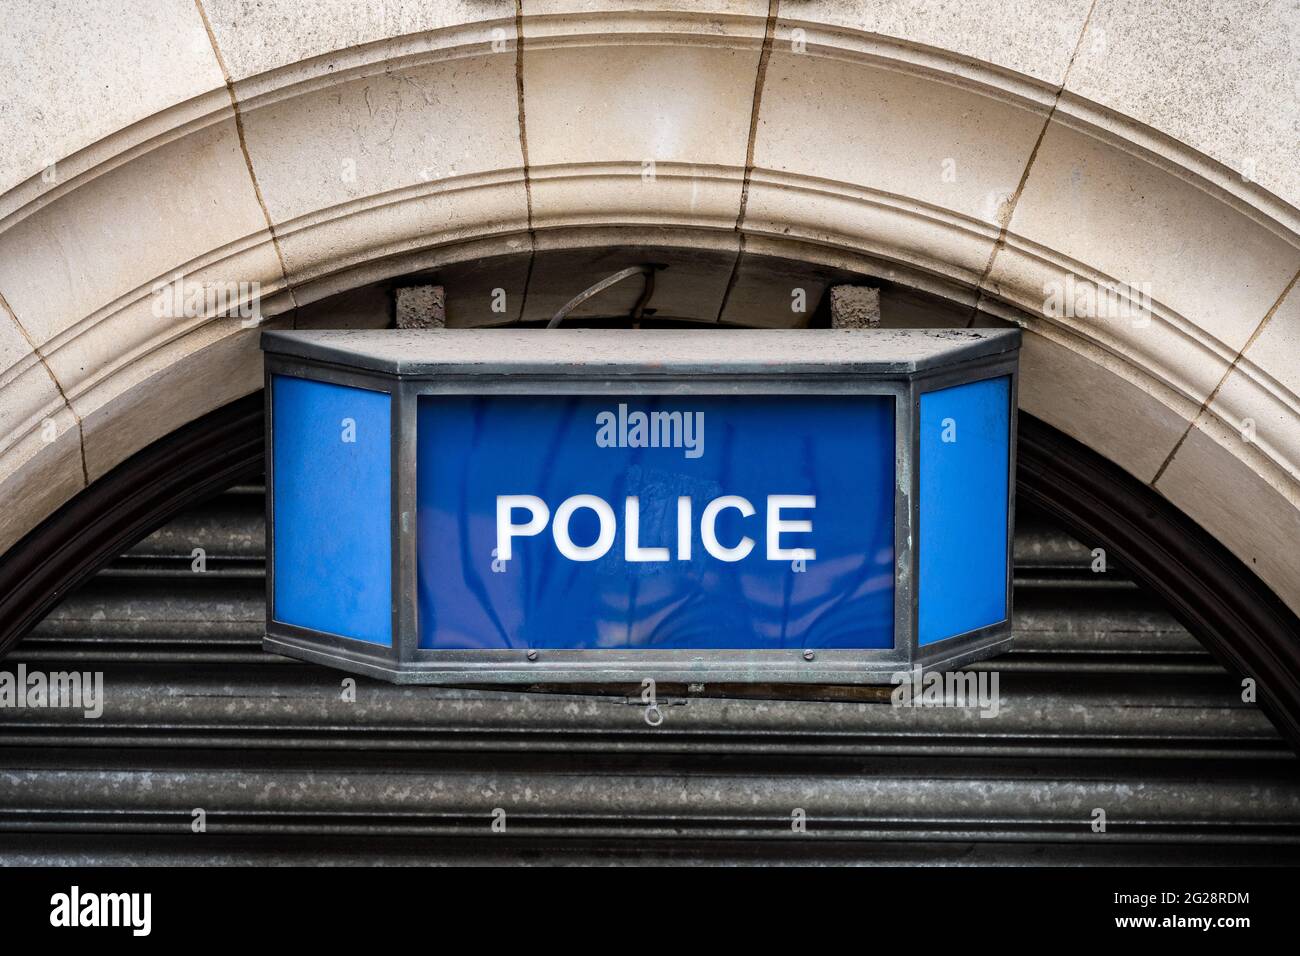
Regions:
[[416, 395, 896, 650], [919, 376, 1011, 644], [271, 375, 392, 646], [261, 327, 1019, 685]]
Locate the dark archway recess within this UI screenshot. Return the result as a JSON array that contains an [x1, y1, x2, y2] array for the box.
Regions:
[[0, 393, 1297, 749], [0, 393, 264, 664], [1016, 416, 1300, 749]]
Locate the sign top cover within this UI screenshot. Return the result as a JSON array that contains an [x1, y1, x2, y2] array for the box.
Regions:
[[261, 328, 1020, 378]]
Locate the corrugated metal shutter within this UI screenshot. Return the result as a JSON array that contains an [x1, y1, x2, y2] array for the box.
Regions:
[[2, 483, 1298, 864]]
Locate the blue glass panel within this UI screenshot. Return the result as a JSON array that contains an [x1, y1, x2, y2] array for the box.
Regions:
[[272, 375, 392, 646], [416, 395, 895, 650], [918, 376, 1010, 645]]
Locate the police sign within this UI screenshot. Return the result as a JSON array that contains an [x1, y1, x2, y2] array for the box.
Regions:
[[261, 328, 1019, 683]]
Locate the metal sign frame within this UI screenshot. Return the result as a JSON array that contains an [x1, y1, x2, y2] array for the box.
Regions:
[[261, 328, 1019, 685]]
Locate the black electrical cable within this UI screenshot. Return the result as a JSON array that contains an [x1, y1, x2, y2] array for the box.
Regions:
[[546, 265, 656, 329]]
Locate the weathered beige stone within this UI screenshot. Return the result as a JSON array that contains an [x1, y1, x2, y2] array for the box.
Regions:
[[989, 116, 1300, 408], [1066, 0, 1300, 210], [744, 41, 1047, 295], [0, 0, 224, 195], [0, 115, 284, 394], [199, 0, 515, 81], [239, 53, 523, 225], [75, 316, 289, 482], [0, 92, 287, 548], [521, 20, 762, 231], [1209, 277, 1300, 484], [0, 309, 53, 445], [524, 0, 766, 16], [755, 46, 1049, 228], [0, 303, 86, 552], [742, 175, 997, 297], [777, 0, 1094, 85], [1156, 412, 1300, 619], [0, 351, 68, 464], [236, 47, 528, 302], [0, 411, 85, 555], [1017, 324, 1195, 484]]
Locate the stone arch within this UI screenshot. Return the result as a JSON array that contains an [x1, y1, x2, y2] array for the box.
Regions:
[[1, 1, 1297, 617]]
